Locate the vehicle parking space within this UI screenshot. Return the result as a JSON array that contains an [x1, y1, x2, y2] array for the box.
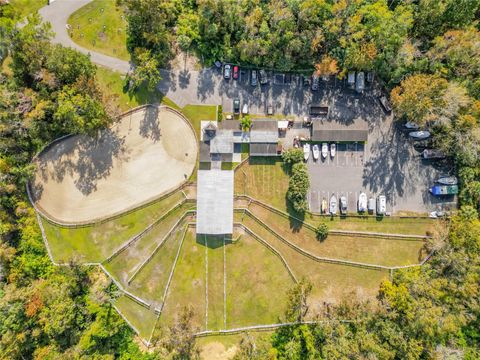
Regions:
[[307, 142, 364, 168]]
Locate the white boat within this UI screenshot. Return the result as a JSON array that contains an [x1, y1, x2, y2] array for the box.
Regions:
[[436, 176, 458, 185], [303, 143, 311, 161], [321, 199, 328, 214], [329, 195, 337, 215], [409, 131, 431, 140], [321, 143, 328, 159], [358, 192, 367, 212], [312, 144, 320, 160], [330, 143, 336, 158], [405, 121, 420, 130]]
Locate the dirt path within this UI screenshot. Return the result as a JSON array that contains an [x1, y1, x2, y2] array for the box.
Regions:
[[32, 106, 197, 223]]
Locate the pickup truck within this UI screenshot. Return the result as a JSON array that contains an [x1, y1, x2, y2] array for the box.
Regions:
[[430, 185, 458, 196]]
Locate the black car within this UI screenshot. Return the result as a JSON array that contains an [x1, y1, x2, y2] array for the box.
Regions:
[[259, 69, 268, 85], [233, 98, 240, 115]]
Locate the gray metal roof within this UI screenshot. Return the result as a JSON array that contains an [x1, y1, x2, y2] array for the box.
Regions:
[[250, 130, 278, 143], [312, 118, 368, 142], [196, 170, 234, 234], [199, 141, 211, 163], [250, 143, 279, 156], [210, 130, 234, 154]]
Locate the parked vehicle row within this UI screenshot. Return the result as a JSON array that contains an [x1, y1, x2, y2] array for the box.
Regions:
[[320, 193, 387, 216], [232, 98, 249, 115]]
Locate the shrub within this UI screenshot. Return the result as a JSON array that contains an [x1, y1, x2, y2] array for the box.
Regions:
[[240, 115, 252, 131], [287, 162, 310, 213], [282, 148, 304, 166], [217, 105, 223, 121], [315, 223, 329, 241]]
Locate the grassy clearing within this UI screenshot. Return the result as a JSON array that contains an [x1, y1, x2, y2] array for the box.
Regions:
[[226, 232, 292, 328], [68, 0, 129, 61], [204, 236, 225, 331], [235, 157, 290, 211], [236, 213, 388, 308], [160, 228, 206, 331], [96, 66, 176, 112], [43, 190, 185, 263], [127, 225, 186, 307], [182, 104, 217, 139], [104, 203, 194, 287], [247, 204, 427, 266], [115, 295, 157, 340], [9, 0, 47, 18]]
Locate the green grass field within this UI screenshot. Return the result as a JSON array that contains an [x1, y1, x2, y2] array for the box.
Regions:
[[42, 190, 185, 263], [114, 295, 157, 340], [244, 208, 427, 266], [68, 0, 129, 61], [182, 104, 217, 138], [9, 0, 47, 18], [226, 232, 293, 328]]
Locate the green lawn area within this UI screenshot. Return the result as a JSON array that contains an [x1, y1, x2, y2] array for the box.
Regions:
[[204, 236, 225, 331], [236, 213, 388, 306], [9, 0, 47, 18], [68, 0, 129, 61], [127, 225, 187, 307], [42, 190, 185, 263], [245, 205, 427, 266], [114, 295, 157, 340], [104, 203, 194, 287], [182, 104, 217, 138], [226, 232, 293, 328], [235, 157, 290, 211], [159, 228, 207, 332]]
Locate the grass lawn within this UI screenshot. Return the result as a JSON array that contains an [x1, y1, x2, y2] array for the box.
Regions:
[[42, 190, 185, 263], [127, 225, 186, 307], [204, 236, 225, 331], [9, 0, 47, 18], [68, 0, 129, 61], [96, 66, 178, 112], [237, 213, 388, 308], [159, 228, 207, 332], [246, 204, 427, 266], [115, 295, 157, 340], [226, 232, 292, 328], [235, 158, 290, 211], [104, 203, 194, 287], [182, 104, 217, 139]]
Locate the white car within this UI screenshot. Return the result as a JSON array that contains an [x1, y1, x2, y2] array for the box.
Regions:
[[330, 143, 336, 158], [242, 103, 249, 114], [321, 143, 328, 159], [303, 143, 311, 161], [377, 195, 386, 215], [312, 144, 320, 161], [358, 192, 367, 212], [329, 195, 337, 215]]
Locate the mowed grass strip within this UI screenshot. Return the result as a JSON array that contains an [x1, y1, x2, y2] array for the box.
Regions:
[[127, 223, 187, 307], [235, 158, 290, 211], [226, 232, 293, 328], [236, 213, 388, 309], [247, 204, 427, 266], [9, 0, 47, 18], [182, 105, 218, 139], [104, 203, 194, 287], [160, 228, 206, 331], [68, 0, 129, 61], [114, 295, 157, 340], [202, 236, 225, 331], [43, 190, 185, 263]]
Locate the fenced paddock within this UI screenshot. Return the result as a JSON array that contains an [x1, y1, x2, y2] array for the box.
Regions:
[[31, 105, 197, 223]]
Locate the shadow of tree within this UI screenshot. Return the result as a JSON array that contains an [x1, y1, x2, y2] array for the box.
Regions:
[[139, 106, 160, 141]]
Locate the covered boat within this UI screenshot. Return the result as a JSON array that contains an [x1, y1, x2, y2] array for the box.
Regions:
[[303, 143, 310, 161], [430, 185, 458, 196], [329, 194, 337, 215], [312, 144, 320, 161], [409, 130, 431, 140], [436, 176, 457, 185], [358, 192, 367, 212]]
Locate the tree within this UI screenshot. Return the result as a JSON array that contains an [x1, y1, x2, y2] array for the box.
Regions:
[[314, 55, 338, 79], [128, 48, 161, 92], [240, 114, 252, 131], [315, 223, 329, 241], [161, 306, 199, 360], [391, 74, 448, 126], [281, 148, 304, 166], [287, 162, 310, 213]]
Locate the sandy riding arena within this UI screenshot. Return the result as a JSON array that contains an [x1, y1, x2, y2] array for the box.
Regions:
[[31, 106, 197, 223]]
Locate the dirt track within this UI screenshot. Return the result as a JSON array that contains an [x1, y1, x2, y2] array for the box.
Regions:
[[32, 106, 197, 223]]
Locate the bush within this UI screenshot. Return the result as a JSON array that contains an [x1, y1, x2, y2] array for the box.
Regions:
[[315, 223, 329, 241], [241, 115, 252, 131], [287, 162, 310, 213], [217, 105, 223, 121], [282, 148, 304, 166]]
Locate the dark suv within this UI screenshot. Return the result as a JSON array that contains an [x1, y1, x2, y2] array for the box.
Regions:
[[233, 98, 240, 115]]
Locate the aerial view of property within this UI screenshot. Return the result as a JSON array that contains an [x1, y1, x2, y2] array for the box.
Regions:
[[0, 0, 479, 359]]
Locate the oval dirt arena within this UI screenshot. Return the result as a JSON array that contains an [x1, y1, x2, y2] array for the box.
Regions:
[[31, 106, 197, 223]]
